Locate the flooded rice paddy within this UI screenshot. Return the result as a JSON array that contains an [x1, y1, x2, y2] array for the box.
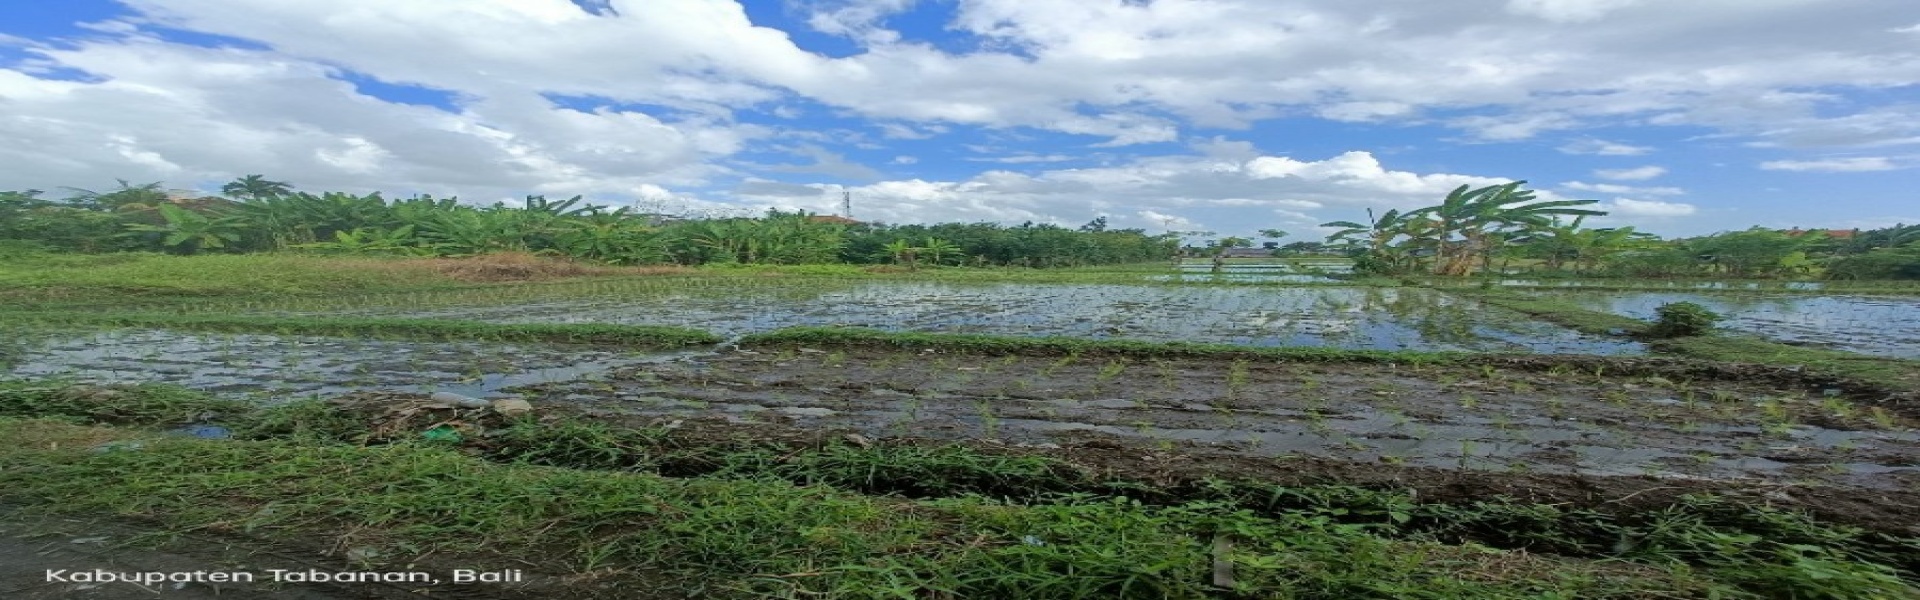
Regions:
[[1531, 291, 1920, 358], [7, 329, 665, 398], [252, 280, 1641, 354], [9, 275, 1916, 493]]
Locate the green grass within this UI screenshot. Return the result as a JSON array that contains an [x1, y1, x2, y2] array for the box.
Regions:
[[7, 417, 1892, 599], [4, 383, 1916, 597], [0, 380, 250, 425], [0, 312, 721, 347], [0, 252, 465, 299]]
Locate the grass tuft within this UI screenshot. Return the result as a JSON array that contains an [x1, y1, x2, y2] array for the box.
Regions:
[[0, 380, 248, 425]]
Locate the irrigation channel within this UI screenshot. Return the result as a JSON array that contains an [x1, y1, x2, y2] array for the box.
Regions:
[[9, 275, 1919, 492]]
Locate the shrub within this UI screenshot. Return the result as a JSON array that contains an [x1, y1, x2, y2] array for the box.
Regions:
[[1649, 302, 1723, 338]]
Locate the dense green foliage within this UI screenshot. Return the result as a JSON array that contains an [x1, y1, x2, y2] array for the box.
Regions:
[[1827, 244, 1920, 280], [1320, 183, 1920, 279], [0, 178, 1173, 268]]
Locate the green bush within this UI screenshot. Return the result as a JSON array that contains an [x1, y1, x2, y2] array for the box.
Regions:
[[1649, 302, 1723, 338], [1826, 246, 1920, 280]]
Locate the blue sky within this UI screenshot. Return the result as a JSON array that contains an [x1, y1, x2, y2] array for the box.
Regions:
[[1, 0, 1916, 239]]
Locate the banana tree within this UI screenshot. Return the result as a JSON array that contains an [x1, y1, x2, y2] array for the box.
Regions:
[[920, 237, 962, 266], [1321, 209, 1428, 274], [555, 210, 667, 264], [882, 239, 922, 270], [1409, 182, 1606, 276], [122, 204, 246, 254], [295, 225, 438, 256]]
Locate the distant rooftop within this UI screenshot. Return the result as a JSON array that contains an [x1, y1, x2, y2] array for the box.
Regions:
[[808, 215, 863, 225], [1783, 228, 1858, 239]]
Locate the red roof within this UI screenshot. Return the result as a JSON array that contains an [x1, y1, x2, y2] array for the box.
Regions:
[[1783, 228, 1857, 239]]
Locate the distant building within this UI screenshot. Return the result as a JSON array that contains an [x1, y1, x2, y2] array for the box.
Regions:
[[1783, 228, 1858, 239], [629, 213, 686, 226], [807, 215, 865, 226], [1217, 247, 1277, 258]]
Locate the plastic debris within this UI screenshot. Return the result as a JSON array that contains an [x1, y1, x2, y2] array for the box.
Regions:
[[490, 398, 534, 417], [172, 424, 232, 439], [90, 441, 146, 453], [422, 424, 464, 443], [428, 391, 492, 409]]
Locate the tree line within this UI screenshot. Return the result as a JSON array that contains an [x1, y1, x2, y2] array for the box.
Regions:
[[1316, 182, 1920, 280], [0, 178, 1174, 268], [4, 177, 1913, 279]]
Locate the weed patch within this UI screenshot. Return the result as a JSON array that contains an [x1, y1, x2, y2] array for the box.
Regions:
[[0, 420, 1821, 599], [0, 380, 248, 425]]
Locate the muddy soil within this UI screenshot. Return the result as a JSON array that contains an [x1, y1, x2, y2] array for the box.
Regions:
[[511, 348, 1920, 519]]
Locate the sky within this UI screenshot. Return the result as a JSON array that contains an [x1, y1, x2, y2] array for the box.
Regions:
[[1, 0, 1917, 239]]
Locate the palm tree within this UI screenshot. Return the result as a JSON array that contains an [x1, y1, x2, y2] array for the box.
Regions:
[[221, 175, 293, 201]]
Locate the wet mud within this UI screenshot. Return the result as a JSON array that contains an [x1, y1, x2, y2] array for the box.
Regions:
[[513, 347, 1920, 501]]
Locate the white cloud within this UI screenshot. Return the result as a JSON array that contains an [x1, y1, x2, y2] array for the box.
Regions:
[[1561, 181, 1683, 196], [1451, 113, 1581, 141], [1758, 156, 1902, 172], [763, 150, 1517, 234], [1316, 101, 1414, 122], [1138, 210, 1199, 232], [1601, 197, 1696, 217], [763, 145, 884, 180], [1558, 138, 1652, 155], [1505, 0, 1643, 23], [80, 0, 1918, 147], [806, 0, 917, 43], [1592, 165, 1666, 180], [967, 154, 1077, 164], [0, 35, 750, 201]]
